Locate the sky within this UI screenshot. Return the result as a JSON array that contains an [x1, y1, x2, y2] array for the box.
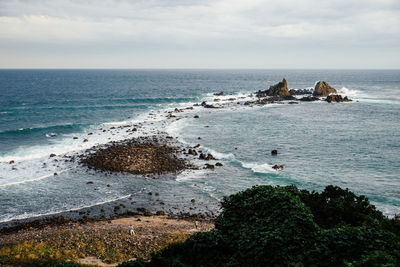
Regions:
[[0, 0, 399, 69]]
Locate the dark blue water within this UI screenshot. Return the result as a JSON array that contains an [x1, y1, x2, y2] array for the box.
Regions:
[[0, 69, 399, 221]]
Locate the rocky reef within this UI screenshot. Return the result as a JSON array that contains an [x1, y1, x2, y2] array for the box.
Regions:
[[79, 136, 189, 175], [326, 95, 352, 103]]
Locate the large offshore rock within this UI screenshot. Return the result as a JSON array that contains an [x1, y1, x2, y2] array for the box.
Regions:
[[313, 81, 337, 97]]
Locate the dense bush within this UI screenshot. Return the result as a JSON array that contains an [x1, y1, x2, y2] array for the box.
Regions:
[[120, 185, 400, 267]]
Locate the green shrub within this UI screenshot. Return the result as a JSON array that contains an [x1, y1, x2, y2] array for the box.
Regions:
[[119, 185, 400, 267], [299, 185, 384, 228]]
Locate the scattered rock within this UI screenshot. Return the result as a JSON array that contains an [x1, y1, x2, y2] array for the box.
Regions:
[[191, 199, 196, 203], [214, 91, 224, 96], [49, 154, 56, 158], [54, 172, 58, 176], [271, 150, 278, 155], [215, 162, 223, 166], [313, 81, 337, 97], [86, 181, 94, 184], [83, 139, 88, 142], [73, 137, 79, 139], [9, 160, 15, 164], [194, 115, 199, 118], [88, 132, 93, 135]]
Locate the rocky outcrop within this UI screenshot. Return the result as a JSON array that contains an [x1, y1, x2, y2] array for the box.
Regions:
[[325, 95, 352, 103], [255, 78, 290, 98], [266, 78, 290, 97], [313, 81, 337, 97]]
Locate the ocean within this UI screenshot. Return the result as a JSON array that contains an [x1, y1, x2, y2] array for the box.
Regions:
[[0, 69, 399, 223]]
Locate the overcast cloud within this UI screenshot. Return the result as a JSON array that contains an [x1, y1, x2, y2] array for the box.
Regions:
[[0, 0, 399, 68]]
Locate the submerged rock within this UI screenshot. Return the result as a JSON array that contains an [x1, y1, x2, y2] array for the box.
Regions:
[[313, 81, 337, 97], [299, 96, 320, 102], [272, 164, 285, 170]]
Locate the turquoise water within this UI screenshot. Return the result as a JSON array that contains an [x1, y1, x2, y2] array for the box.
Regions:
[[0, 69, 399, 221]]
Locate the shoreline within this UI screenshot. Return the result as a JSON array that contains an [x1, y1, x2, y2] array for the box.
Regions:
[[0, 214, 214, 265]]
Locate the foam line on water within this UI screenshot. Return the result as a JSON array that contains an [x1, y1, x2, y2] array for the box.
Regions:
[[0, 194, 133, 223], [0, 167, 75, 187]]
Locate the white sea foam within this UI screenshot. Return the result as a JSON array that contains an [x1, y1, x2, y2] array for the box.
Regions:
[[337, 87, 361, 97], [241, 162, 275, 174], [0, 167, 75, 187]]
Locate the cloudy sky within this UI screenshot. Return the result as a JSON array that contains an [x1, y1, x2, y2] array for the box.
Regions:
[[0, 0, 399, 68]]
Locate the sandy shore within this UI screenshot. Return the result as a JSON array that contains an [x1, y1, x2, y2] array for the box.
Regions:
[[0, 215, 214, 266]]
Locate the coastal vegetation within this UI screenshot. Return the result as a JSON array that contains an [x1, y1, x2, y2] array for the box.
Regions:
[[121, 185, 400, 267]]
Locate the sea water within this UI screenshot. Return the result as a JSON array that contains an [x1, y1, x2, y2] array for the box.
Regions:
[[0, 69, 399, 222]]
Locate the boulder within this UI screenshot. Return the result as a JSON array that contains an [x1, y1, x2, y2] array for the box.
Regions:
[[326, 95, 352, 103], [214, 91, 224, 96], [266, 78, 290, 97], [313, 81, 337, 97]]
